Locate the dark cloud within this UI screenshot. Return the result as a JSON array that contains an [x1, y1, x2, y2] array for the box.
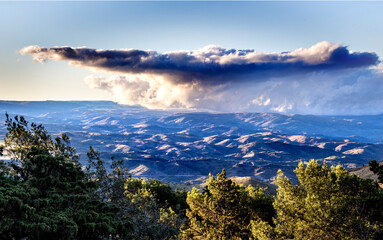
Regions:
[[20, 42, 379, 85], [20, 42, 383, 114], [327, 46, 379, 68]]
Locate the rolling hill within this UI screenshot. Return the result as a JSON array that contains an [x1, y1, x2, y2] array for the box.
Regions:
[[1, 101, 383, 184]]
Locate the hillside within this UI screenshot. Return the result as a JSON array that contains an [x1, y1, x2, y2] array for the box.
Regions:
[[349, 160, 383, 187], [1, 101, 383, 183]]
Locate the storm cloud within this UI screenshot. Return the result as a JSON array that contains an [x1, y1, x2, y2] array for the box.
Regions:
[[20, 42, 383, 114], [20, 41, 378, 85]]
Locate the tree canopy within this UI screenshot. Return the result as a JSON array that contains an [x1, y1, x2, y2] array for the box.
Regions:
[[0, 115, 186, 239], [180, 169, 274, 240], [0, 147, 121, 239], [253, 160, 383, 240]]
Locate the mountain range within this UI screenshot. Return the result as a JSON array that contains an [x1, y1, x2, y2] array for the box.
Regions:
[[1, 101, 382, 183]]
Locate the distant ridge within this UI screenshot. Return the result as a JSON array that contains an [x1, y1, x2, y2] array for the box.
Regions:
[[1, 101, 383, 183]]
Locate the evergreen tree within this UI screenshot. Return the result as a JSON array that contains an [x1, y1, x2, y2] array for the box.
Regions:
[[0, 116, 123, 239], [180, 169, 274, 240], [124, 178, 188, 215], [84, 147, 186, 239], [0, 147, 121, 239], [3, 113, 77, 163], [256, 160, 383, 240], [121, 178, 186, 240], [0, 160, 35, 240]]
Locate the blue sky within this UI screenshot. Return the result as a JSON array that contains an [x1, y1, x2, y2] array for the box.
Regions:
[[1, 1, 383, 114]]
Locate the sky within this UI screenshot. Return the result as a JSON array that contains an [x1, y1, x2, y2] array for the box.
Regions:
[[1, 1, 383, 115]]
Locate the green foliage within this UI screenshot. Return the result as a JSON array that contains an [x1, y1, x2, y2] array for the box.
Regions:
[[3, 113, 78, 163], [0, 147, 120, 239], [180, 169, 274, 240], [122, 178, 186, 239], [0, 115, 122, 239], [85, 146, 131, 204], [0, 115, 188, 239], [250, 219, 274, 240], [84, 147, 187, 239], [369, 160, 383, 184], [260, 160, 383, 240], [125, 178, 188, 214], [0, 160, 35, 240]]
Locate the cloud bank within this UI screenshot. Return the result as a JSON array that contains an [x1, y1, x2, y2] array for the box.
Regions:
[[20, 42, 383, 114]]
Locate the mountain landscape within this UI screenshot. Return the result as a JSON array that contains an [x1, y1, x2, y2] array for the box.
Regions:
[[1, 100, 382, 184], [3, 1, 383, 238]]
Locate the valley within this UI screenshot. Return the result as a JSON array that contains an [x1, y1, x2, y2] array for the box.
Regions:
[[1, 101, 382, 183]]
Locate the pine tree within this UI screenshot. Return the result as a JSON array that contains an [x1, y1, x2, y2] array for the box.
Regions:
[[257, 160, 383, 240], [122, 178, 186, 240], [180, 169, 274, 240], [0, 116, 122, 239]]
